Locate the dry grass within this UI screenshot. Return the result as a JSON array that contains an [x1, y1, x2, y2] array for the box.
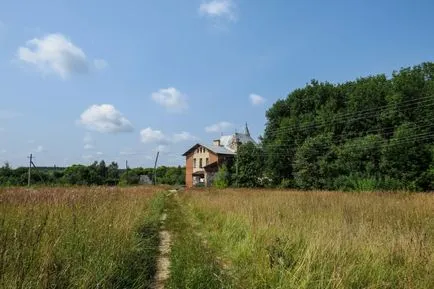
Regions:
[[181, 189, 434, 288], [0, 186, 160, 288]]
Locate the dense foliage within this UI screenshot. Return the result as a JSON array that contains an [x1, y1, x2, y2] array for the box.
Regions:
[[0, 161, 185, 186], [238, 62, 434, 191]]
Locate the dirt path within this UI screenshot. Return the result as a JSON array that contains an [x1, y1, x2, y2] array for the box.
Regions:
[[152, 210, 172, 289]]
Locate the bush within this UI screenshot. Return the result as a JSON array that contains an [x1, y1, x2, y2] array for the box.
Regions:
[[213, 164, 230, 189]]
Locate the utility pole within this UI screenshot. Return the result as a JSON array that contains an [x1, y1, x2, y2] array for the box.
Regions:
[[125, 160, 129, 180], [153, 151, 159, 185], [235, 154, 239, 188], [27, 154, 33, 186]]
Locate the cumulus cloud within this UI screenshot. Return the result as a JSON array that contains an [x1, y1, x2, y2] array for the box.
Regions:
[[140, 127, 168, 144], [17, 33, 107, 79], [151, 87, 188, 112], [140, 128, 197, 147], [205, 121, 233, 133], [172, 131, 198, 143], [249, 93, 266, 106], [78, 104, 133, 133], [199, 0, 236, 21]]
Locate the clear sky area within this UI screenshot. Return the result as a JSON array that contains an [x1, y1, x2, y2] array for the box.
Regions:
[[1, 0, 433, 167]]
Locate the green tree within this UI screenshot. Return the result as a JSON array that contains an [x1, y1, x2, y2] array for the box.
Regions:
[[236, 142, 264, 187]]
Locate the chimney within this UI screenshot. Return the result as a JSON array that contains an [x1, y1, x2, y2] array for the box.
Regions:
[[213, 139, 221, 146]]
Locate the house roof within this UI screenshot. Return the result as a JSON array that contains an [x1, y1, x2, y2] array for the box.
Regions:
[[192, 170, 205, 176], [218, 132, 257, 152], [182, 143, 235, 156], [182, 123, 256, 156]]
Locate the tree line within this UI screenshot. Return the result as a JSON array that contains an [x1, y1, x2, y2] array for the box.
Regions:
[[0, 161, 185, 186], [233, 62, 434, 191]]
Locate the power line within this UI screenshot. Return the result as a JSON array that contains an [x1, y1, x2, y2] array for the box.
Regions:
[[264, 119, 434, 149], [264, 96, 434, 136]]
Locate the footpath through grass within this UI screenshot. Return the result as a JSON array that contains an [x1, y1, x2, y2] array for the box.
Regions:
[[0, 187, 165, 289], [164, 193, 231, 289]]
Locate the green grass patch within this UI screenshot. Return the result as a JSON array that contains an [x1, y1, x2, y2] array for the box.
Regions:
[[165, 194, 231, 289]]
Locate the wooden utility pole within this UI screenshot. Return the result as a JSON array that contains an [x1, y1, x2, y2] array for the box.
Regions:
[[153, 151, 159, 185], [125, 160, 129, 180], [235, 154, 239, 187], [27, 154, 33, 186]]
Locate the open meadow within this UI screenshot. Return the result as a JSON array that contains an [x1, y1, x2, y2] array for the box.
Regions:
[[0, 186, 164, 289], [171, 189, 434, 289], [1, 187, 433, 289]]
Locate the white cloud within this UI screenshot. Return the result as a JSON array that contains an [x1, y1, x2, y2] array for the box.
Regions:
[[199, 0, 236, 21], [205, 121, 233, 133], [140, 128, 197, 145], [172, 131, 198, 143], [140, 127, 168, 144], [18, 33, 89, 79], [84, 144, 94, 150], [94, 59, 108, 70], [78, 104, 133, 133], [249, 93, 266, 106], [151, 87, 188, 112], [96, 151, 103, 156]]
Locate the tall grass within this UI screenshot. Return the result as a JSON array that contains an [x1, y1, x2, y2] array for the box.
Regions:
[[0, 186, 161, 289], [165, 194, 227, 289], [180, 189, 434, 288]]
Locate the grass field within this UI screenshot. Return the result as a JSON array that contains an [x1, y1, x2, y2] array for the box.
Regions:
[[1, 187, 433, 289], [174, 189, 434, 289], [0, 186, 164, 289]]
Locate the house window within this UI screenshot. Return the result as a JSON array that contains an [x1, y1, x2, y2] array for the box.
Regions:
[[193, 158, 196, 168], [199, 158, 203, 168], [206, 158, 209, 166]]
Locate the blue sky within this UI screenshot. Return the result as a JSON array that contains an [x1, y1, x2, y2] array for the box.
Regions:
[[1, 0, 433, 168]]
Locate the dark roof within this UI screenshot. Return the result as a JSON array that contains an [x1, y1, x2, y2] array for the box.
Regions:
[[192, 170, 205, 176], [203, 161, 218, 170], [182, 143, 235, 156]]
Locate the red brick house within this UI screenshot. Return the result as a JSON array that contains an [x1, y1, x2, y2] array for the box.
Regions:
[[182, 124, 255, 187]]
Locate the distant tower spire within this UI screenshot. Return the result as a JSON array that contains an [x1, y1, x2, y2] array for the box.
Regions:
[[244, 122, 250, 136]]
